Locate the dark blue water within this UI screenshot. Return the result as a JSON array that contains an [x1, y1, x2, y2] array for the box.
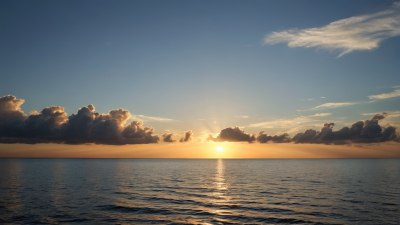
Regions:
[[0, 159, 399, 224]]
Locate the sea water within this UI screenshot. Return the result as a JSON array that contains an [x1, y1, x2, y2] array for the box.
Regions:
[[0, 158, 399, 224]]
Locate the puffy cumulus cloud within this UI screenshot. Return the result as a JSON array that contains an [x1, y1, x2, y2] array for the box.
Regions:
[[0, 95, 159, 145], [292, 113, 399, 144], [368, 89, 400, 99], [207, 127, 256, 143], [208, 113, 398, 145], [264, 2, 400, 57], [206, 128, 291, 143], [256, 131, 291, 143], [0, 95, 27, 122], [180, 130, 193, 142], [162, 132, 180, 142], [161, 130, 194, 143], [120, 121, 159, 144]]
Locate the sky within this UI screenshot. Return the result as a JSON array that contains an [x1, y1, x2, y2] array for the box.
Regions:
[[0, 0, 399, 158]]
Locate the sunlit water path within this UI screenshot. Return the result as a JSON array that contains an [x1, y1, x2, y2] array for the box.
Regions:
[[0, 159, 399, 224]]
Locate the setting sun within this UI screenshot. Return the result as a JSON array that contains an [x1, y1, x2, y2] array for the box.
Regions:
[[216, 147, 224, 152]]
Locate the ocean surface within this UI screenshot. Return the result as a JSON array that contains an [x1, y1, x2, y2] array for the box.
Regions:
[[0, 159, 399, 224]]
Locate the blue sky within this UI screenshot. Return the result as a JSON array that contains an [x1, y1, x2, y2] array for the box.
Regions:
[[1, 0, 399, 139]]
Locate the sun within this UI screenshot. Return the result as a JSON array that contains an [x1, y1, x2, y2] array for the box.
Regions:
[[216, 147, 224, 152]]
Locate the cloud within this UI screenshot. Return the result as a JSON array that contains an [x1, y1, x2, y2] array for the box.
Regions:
[[313, 102, 357, 109], [313, 102, 358, 109], [292, 113, 398, 144], [362, 111, 400, 117], [285, 127, 299, 134], [362, 111, 400, 128], [249, 113, 332, 128], [2, 95, 398, 146], [297, 102, 358, 111], [209, 113, 398, 145], [368, 89, 400, 99], [235, 116, 249, 118], [264, 2, 400, 57], [207, 127, 256, 143], [162, 132, 180, 142], [0, 95, 27, 122], [321, 97, 325, 99], [256, 131, 291, 143], [312, 113, 332, 117], [0, 95, 160, 145], [134, 115, 174, 122], [180, 130, 193, 142]]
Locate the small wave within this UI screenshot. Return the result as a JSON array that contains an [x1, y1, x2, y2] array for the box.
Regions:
[[97, 204, 174, 215]]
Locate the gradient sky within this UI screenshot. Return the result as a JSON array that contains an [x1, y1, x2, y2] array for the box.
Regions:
[[0, 0, 399, 157]]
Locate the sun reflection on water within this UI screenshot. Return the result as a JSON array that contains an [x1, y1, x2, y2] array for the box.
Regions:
[[212, 159, 232, 216]]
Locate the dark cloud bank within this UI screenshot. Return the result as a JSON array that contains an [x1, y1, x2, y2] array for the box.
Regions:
[[207, 114, 398, 145], [0, 95, 398, 145], [0, 95, 159, 144]]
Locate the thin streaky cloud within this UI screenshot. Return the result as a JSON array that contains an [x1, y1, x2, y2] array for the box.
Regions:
[[285, 127, 299, 134], [235, 116, 249, 118], [312, 113, 332, 117], [249, 113, 331, 128], [135, 115, 174, 122], [392, 86, 400, 88], [297, 102, 357, 111], [264, 2, 400, 57], [368, 89, 400, 99], [362, 111, 400, 117], [315, 102, 357, 109]]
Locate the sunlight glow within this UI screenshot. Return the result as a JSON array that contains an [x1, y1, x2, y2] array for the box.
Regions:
[[216, 147, 224, 152]]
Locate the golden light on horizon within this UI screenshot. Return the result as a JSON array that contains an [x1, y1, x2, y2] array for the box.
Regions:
[[216, 146, 224, 152]]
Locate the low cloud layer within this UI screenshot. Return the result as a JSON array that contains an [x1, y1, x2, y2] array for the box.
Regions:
[[208, 113, 398, 145], [207, 127, 256, 143], [1, 95, 398, 146], [264, 2, 400, 57], [292, 113, 398, 144], [0, 95, 159, 145], [206, 127, 291, 143], [256, 131, 291, 143]]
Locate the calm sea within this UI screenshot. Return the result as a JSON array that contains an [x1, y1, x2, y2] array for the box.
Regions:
[[0, 159, 399, 224]]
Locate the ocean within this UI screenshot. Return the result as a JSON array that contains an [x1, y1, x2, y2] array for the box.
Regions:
[[0, 158, 399, 224]]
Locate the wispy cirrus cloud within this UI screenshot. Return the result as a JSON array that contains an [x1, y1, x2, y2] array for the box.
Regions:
[[134, 115, 174, 122], [264, 2, 400, 57], [235, 116, 249, 118], [249, 113, 332, 128], [297, 102, 358, 111], [368, 89, 400, 99], [362, 111, 400, 117], [314, 102, 358, 109]]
